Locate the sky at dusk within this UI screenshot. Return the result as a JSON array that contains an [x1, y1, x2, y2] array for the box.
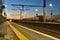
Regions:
[[4, 0, 60, 16]]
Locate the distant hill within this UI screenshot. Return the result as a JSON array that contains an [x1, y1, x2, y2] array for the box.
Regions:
[[46, 15, 60, 22], [53, 15, 60, 19]]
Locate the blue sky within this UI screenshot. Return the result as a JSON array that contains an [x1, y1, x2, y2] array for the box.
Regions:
[[4, 0, 60, 16]]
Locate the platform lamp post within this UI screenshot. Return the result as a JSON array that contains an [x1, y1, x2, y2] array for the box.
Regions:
[[35, 9, 38, 16], [49, 3, 53, 21]]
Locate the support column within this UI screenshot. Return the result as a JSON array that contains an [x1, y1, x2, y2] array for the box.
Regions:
[[43, 0, 46, 23]]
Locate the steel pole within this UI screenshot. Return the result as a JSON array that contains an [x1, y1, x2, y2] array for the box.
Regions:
[[43, 0, 46, 23]]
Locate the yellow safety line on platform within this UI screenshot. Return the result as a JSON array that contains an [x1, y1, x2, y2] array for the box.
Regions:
[[7, 21, 28, 40]]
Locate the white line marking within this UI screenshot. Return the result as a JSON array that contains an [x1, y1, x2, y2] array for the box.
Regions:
[[12, 22, 60, 40]]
